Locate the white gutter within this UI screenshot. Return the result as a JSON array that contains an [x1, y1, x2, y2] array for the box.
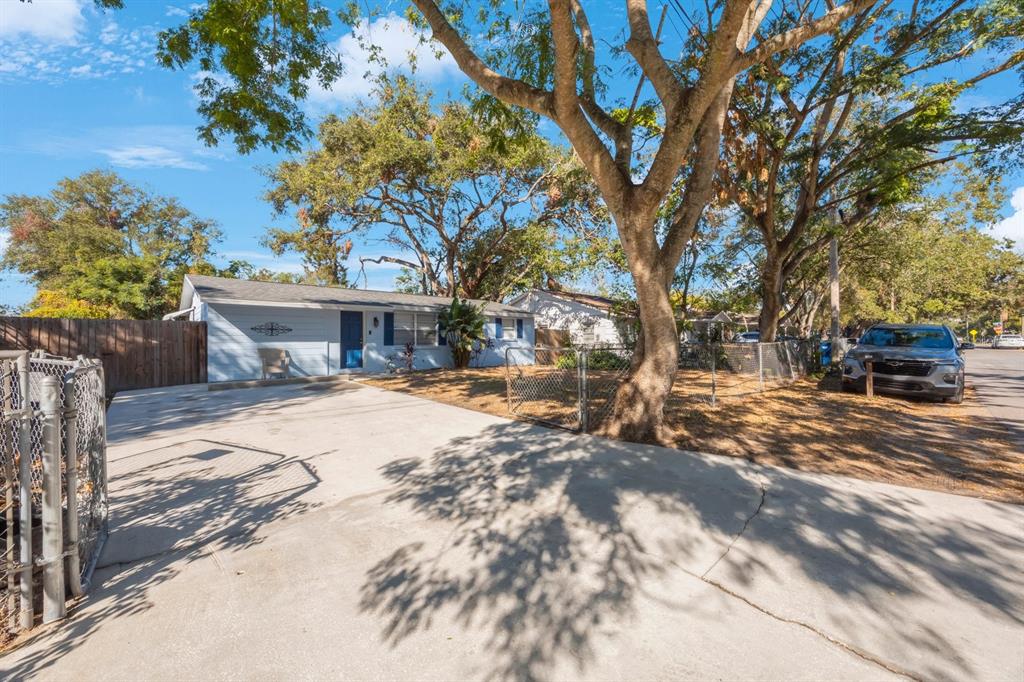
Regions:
[[162, 306, 197, 321]]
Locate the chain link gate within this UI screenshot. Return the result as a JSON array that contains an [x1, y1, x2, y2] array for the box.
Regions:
[[505, 347, 584, 430], [1, 351, 108, 644], [505, 346, 632, 432]]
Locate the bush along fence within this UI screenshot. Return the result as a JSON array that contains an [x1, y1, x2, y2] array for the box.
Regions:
[[1, 351, 108, 644], [505, 341, 819, 433]]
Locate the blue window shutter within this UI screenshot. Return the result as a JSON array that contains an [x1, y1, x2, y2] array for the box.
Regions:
[[384, 313, 394, 345], [438, 319, 447, 345], [516, 319, 524, 339], [494, 317, 503, 339]]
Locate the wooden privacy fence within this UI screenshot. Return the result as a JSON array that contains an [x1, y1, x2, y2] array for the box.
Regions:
[[0, 317, 207, 394]]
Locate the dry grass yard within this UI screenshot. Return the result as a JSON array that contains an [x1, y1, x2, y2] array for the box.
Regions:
[[364, 368, 1024, 504]]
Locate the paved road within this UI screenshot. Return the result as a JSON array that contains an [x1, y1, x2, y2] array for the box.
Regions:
[[966, 347, 1024, 445], [3, 381, 1022, 681]]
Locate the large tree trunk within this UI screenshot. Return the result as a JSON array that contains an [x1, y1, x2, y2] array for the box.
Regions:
[[606, 281, 678, 443], [605, 215, 679, 444], [759, 257, 784, 342]]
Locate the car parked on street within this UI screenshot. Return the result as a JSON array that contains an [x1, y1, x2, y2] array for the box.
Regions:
[[842, 323, 966, 403], [992, 333, 1024, 349]]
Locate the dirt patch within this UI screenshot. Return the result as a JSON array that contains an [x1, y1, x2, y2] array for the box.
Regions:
[[363, 368, 1023, 504]]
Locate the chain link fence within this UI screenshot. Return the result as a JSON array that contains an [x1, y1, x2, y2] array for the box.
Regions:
[[1, 351, 108, 644], [506, 340, 818, 433]]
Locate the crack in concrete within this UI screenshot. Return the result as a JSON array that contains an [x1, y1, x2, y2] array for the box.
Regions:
[[701, 480, 768, 579], [660, 480, 921, 681], [700, 576, 921, 681]]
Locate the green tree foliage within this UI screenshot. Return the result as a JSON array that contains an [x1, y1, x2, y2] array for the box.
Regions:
[[265, 80, 611, 300], [263, 207, 352, 286], [0, 170, 221, 319], [696, 165, 1023, 336], [841, 179, 1024, 329], [22, 290, 116, 319], [719, 0, 1024, 339]]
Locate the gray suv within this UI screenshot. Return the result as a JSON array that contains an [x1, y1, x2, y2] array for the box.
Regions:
[[842, 324, 966, 403]]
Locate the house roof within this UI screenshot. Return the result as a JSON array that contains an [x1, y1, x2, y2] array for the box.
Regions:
[[516, 288, 633, 314], [182, 275, 532, 317]]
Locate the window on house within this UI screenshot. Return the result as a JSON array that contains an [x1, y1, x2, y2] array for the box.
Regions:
[[393, 312, 438, 346], [581, 321, 596, 345], [416, 313, 438, 345], [502, 319, 517, 340], [394, 312, 415, 346]]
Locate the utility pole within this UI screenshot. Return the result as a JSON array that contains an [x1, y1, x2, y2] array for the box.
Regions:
[[829, 235, 840, 361]]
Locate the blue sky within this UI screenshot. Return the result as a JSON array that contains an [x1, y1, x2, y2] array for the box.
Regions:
[[0, 0, 474, 309], [0, 0, 1021, 310]]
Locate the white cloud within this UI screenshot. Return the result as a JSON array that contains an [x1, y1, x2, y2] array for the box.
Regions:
[[306, 14, 460, 107], [0, 9, 157, 83], [16, 124, 224, 171], [0, 0, 84, 43], [97, 145, 209, 171], [165, 5, 188, 18], [991, 186, 1024, 251], [98, 20, 119, 45]]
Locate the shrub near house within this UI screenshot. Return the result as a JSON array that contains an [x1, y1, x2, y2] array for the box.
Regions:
[[440, 297, 487, 369]]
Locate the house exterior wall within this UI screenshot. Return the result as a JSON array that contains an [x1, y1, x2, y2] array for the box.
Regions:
[[514, 290, 624, 347], [480, 316, 536, 367], [206, 303, 342, 382], [204, 301, 535, 381]]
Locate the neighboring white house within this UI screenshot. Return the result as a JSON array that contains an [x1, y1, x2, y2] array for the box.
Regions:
[[174, 275, 535, 382], [509, 289, 633, 347]]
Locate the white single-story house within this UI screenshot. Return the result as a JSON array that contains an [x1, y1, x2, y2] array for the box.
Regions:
[[509, 288, 634, 347], [174, 275, 535, 382]]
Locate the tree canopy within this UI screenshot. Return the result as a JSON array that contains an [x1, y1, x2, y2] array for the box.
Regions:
[[265, 80, 612, 300], [718, 0, 1024, 339], [0, 170, 221, 319]]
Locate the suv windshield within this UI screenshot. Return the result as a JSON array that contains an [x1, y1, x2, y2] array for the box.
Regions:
[[861, 327, 953, 349]]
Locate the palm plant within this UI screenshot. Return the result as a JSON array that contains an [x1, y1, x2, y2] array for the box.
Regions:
[[439, 296, 487, 368]]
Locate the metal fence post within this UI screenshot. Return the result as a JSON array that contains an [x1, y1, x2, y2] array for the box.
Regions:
[[504, 347, 514, 417], [709, 343, 717, 407], [16, 353, 33, 630], [578, 349, 588, 433], [3, 361, 17, 630], [783, 341, 797, 381], [63, 371, 84, 597], [757, 343, 765, 391], [97, 364, 110, 507], [40, 375, 66, 624]]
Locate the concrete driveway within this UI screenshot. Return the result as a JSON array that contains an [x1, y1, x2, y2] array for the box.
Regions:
[[3, 380, 1022, 681]]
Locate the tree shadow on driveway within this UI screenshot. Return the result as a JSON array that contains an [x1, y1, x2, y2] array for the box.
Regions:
[[359, 421, 1024, 681], [3, 438, 322, 679]]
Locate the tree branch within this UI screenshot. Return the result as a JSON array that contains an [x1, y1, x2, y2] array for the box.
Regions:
[[731, 0, 875, 76], [411, 0, 554, 116]]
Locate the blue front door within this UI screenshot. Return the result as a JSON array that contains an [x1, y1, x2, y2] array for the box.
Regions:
[[340, 311, 363, 369]]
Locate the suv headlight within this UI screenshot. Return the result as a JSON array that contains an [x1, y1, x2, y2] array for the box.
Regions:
[[935, 364, 959, 384], [843, 357, 861, 374]]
